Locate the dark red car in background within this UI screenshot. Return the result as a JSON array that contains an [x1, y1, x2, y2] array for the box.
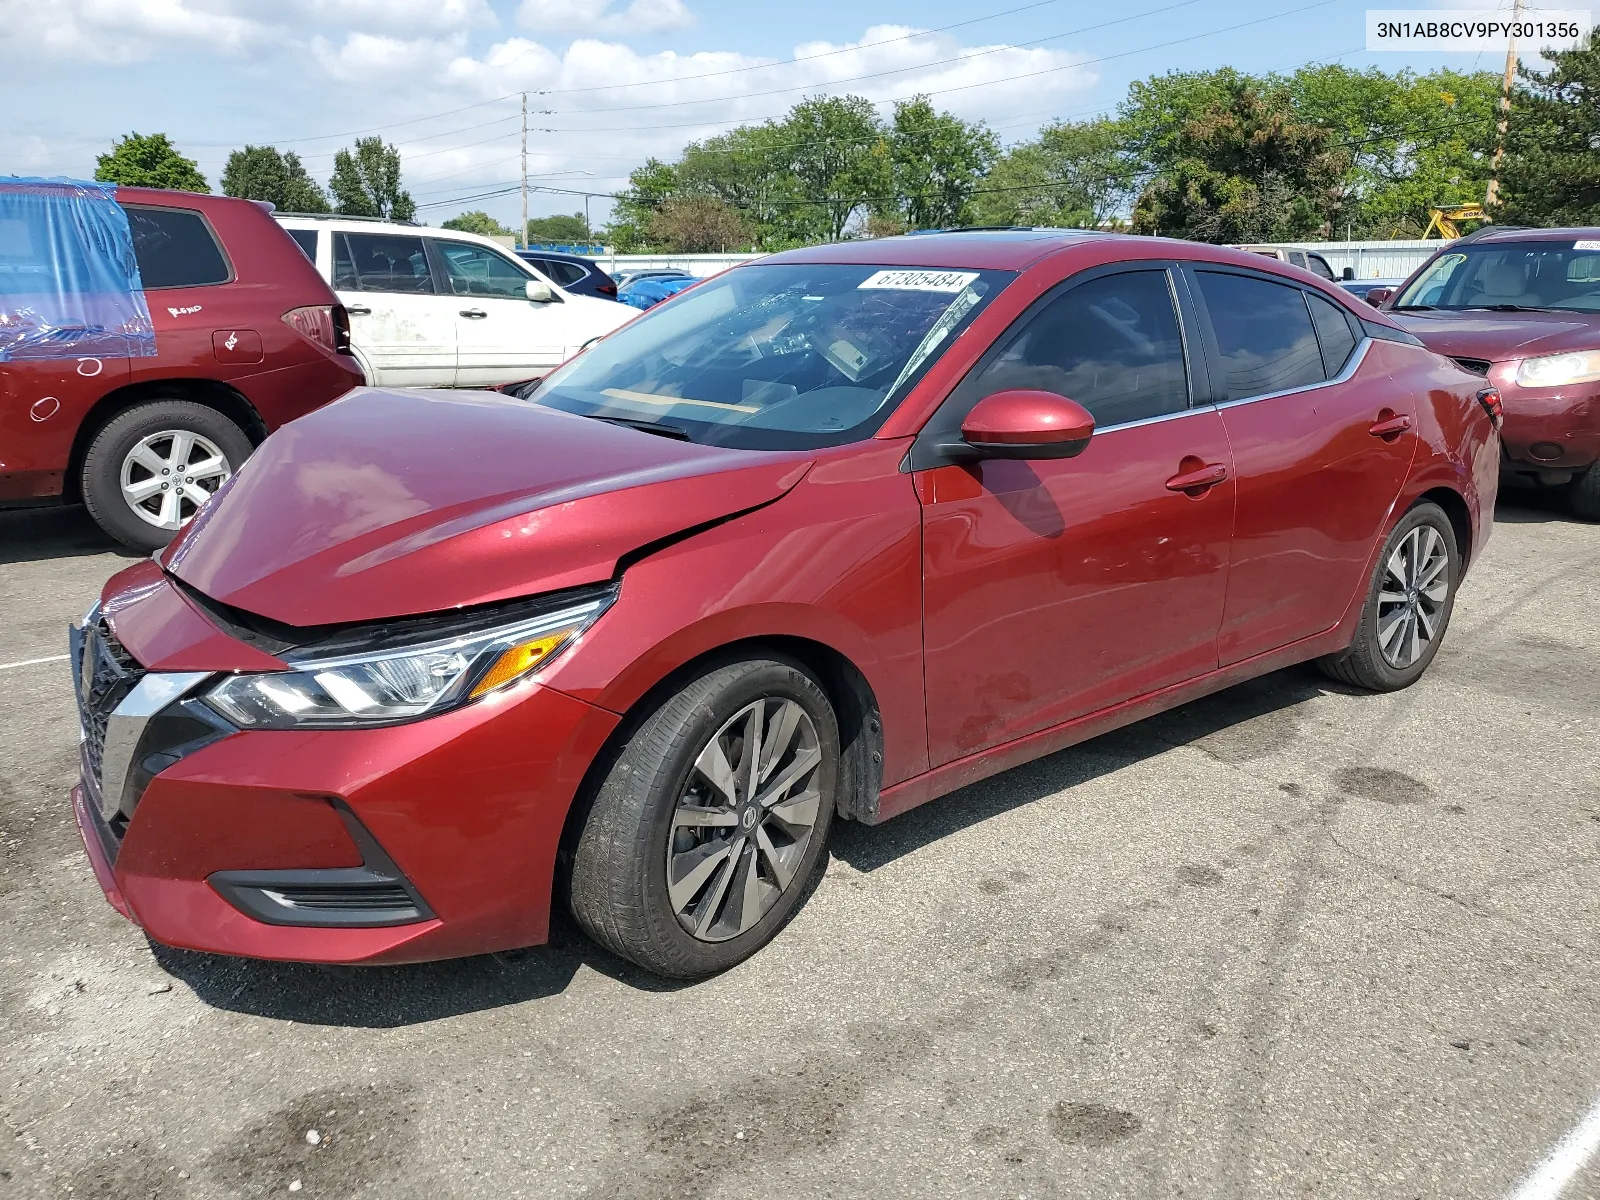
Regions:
[[70, 231, 1499, 979], [1379, 227, 1600, 518], [1, 184, 363, 550]]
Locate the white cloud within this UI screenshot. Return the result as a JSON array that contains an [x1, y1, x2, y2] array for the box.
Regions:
[[288, 0, 495, 35], [0, 0, 263, 64], [516, 0, 694, 36]]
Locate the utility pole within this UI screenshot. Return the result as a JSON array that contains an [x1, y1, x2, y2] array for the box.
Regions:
[[1485, 0, 1525, 210], [520, 92, 528, 249]]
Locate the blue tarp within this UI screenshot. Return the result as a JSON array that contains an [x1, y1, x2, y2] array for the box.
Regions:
[[0, 177, 156, 361]]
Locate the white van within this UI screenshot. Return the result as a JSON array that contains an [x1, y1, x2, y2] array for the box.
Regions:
[[275, 215, 635, 388]]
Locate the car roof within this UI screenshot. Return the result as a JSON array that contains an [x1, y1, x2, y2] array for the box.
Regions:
[[105, 186, 265, 215], [519, 250, 595, 263], [1463, 226, 1600, 244], [272, 214, 518, 253]]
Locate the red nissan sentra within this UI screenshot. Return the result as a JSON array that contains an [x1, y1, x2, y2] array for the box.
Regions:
[[70, 231, 1501, 979]]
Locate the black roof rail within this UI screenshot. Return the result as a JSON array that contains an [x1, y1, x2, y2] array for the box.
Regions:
[[273, 212, 422, 226], [1453, 223, 1527, 245]]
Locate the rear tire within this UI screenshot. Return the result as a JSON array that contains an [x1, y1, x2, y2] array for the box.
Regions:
[[568, 658, 838, 979], [80, 400, 252, 553], [1570, 462, 1600, 522], [1317, 501, 1460, 692]]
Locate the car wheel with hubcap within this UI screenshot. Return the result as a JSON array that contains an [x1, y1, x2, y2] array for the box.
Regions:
[[568, 657, 838, 978], [81, 400, 252, 553], [1570, 462, 1600, 521], [1317, 501, 1460, 691]]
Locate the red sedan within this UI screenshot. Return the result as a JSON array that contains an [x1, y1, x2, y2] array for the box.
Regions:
[[71, 232, 1501, 978]]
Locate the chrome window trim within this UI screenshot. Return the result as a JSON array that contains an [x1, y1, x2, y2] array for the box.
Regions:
[[1211, 336, 1372, 413]]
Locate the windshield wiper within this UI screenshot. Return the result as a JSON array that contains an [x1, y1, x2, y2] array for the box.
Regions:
[[585, 414, 692, 442], [1476, 304, 1564, 313], [1391, 304, 1435, 311]]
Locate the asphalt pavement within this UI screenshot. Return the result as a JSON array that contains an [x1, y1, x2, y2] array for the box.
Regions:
[[1, 497, 1597, 1200]]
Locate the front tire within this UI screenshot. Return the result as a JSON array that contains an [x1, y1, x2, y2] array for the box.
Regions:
[[81, 400, 252, 552], [568, 658, 838, 979], [1317, 501, 1460, 692], [1570, 462, 1600, 521]]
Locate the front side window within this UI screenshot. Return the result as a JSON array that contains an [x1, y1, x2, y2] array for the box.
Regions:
[[971, 270, 1189, 428], [1393, 241, 1600, 312], [336, 232, 435, 294], [122, 206, 230, 289], [437, 241, 537, 299], [531, 263, 1011, 450], [1197, 271, 1325, 401]]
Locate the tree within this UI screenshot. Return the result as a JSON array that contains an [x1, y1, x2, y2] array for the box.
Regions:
[[95, 133, 209, 193], [881, 97, 998, 230], [1497, 31, 1600, 225], [525, 213, 591, 242], [781, 95, 890, 242], [606, 157, 680, 251], [972, 118, 1133, 229], [221, 145, 328, 212], [442, 211, 513, 237], [330, 138, 415, 221], [648, 195, 751, 252], [1131, 79, 1349, 242]]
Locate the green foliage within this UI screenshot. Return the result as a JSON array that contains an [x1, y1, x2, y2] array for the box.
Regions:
[[525, 213, 591, 242], [220, 145, 328, 213], [94, 133, 209, 193], [329, 137, 415, 221], [881, 97, 999, 230], [1131, 77, 1349, 242], [1498, 32, 1600, 226], [649, 195, 752, 252], [442, 210, 513, 237], [972, 118, 1131, 228]]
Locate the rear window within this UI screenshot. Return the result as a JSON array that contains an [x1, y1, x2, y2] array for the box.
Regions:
[[122, 206, 231, 289], [288, 228, 318, 262]]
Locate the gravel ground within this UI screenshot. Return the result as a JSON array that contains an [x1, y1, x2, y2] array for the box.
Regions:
[[1, 497, 1597, 1200]]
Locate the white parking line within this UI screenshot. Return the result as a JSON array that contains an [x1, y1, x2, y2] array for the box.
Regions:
[[1509, 1094, 1600, 1200], [0, 654, 69, 671]]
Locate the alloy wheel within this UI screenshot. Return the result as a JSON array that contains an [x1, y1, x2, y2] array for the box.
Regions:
[[119, 430, 232, 530], [1376, 524, 1450, 669], [665, 697, 825, 943]]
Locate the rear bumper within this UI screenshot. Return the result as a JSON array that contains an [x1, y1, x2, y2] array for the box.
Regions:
[[75, 681, 618, 965]]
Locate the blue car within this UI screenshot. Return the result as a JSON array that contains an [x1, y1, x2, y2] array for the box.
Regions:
[[618, 274, 698, 310]]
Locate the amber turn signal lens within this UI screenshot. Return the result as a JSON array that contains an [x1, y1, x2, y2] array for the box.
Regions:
[[469, 632, 574, 698]]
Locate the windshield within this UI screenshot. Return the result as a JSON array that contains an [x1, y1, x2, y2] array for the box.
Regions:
[[1394, 240, 1600, 312], [529, 263, 1012, 449]]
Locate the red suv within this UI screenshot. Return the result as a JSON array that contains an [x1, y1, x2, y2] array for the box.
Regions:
[[0, 182, 363, 550], [1381, 227, 1600, 518], [69, 232, 1499, 978]]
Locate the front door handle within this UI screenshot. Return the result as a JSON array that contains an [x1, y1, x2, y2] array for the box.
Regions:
[[1165, 461, 1229, 496], [460, 308, 488, 319], [1369, 412, 1413, 440], [346, 305, 372, 316]]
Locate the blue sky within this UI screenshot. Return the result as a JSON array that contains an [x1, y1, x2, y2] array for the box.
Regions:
[[0, 0, 1518, 228]]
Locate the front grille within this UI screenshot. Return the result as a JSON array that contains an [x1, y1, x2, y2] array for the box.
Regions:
[[1452, 356, 1492, 376], [76, 620, 146, 792]]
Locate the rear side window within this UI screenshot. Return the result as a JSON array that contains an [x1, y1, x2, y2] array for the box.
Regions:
[[545, 260, 587, 286], [122, 206, 230, 289], [973, 269, 1189, 428], [1306, 292, 1359, 375], [1306, 254, 1336, 281], [335, 232, 435, 294], [1196, 271, 1325, 401], [288, 228, 318, 262]]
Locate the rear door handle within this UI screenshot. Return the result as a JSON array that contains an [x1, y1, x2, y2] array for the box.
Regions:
[[1369, 413, 1413, 439], [346, 305, 371, 316], [460, 308, 488, 319], [1165, 462, 1229, 495]]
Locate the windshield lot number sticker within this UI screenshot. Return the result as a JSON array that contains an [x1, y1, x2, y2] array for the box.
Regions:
[[1576, 240, 1600, 250], [858, 270, 979, 293]]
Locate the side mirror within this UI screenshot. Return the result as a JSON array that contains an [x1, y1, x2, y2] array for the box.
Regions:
[[1364, 288, 1393, 308], [1341, 266, 1355, 281], [958, 389, 1096, 460], [525, 279, 557, 303]]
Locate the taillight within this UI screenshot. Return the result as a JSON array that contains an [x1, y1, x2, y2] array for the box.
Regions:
[[1476, 386, 1504, 430], [598, 283, 617, 296], [331, 303, 352, 354], [282, 305, 337, 353]]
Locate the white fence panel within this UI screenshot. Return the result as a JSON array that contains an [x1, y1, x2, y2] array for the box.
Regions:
[[596, 253, 764, 278]]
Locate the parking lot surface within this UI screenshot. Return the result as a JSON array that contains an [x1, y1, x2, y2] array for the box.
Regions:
[[2, 498, 1597, 1199]]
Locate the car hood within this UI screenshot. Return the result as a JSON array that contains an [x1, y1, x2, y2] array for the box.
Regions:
[[1389, 309, 1600, 362], [162, 388, 813, 627]]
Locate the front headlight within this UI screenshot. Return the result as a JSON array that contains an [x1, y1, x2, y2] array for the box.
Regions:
[[1515, 350, 1600, 387], [203, 593, 611, 729]]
